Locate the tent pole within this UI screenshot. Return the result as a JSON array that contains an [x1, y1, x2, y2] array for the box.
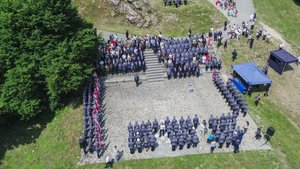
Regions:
[[283, 63, 287, 72]]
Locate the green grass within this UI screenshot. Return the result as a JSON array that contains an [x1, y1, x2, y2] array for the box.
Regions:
[[0, 104, 82, 169], [217, 32, 300, 129], [253, 0, 300, 53], [73, 0, 226, 37]]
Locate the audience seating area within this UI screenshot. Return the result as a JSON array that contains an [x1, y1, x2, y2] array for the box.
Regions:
[[161, 37, 209, 78], [81, 72, 103, 157], [99, 35, 146, 74]]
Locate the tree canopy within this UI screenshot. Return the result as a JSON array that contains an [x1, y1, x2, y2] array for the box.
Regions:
[[0, 0, 99, 120]]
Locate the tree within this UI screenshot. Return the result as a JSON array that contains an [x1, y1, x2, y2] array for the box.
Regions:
[[0, 0, 99, 120]]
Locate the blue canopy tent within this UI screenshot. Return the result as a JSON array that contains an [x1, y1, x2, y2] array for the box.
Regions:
[[231, 62, 272, 92], [268, 49, 298, 75]]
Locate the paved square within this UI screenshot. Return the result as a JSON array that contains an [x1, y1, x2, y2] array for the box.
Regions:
[[80, 74, 271, 165]]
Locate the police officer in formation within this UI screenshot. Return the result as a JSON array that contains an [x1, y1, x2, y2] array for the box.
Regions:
[[206, 113, 245, 153], [193, 114, 199, 129], [128, 119, 158, 154]]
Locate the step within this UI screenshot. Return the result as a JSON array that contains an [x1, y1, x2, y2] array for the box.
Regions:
[[145, 56, 158, 59], [146, 72, 165, 77], [144, 53, 157, 57], [144, 56, 158, 60], [147, 74, 166, 79], [146, 66, 164, 71], [147, 65, 163, 69], [144, 52, 155, 55], [146, 68, 164, 73], [144, 50, 154, 54], [145, 60, 160, 64], [146, 69, 164, 74], [143, 53, 156, 56]]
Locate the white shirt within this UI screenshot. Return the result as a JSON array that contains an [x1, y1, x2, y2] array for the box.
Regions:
[[106, 156, 111, 163], [211, 141, 217, 147]]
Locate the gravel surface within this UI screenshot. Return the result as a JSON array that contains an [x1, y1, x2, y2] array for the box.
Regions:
[[79, 74, 271, 165]]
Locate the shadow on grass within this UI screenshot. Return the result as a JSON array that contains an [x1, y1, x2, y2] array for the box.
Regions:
[[0, 82, 87, 165], [293, 0, 300, 6], [0, 110, 55, 165], [283, 64, 295, 73], [98, 77, 110, 157]]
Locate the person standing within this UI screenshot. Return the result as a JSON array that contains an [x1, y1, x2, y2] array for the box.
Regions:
[[159, 121, 165, 137], [105, 154, 113, 168], [247, 86, 253, 97], [253, 12, 257, 21], [255, 127, 262, 140], [113, 146, 122, 161], [224, 39, 228, 51], [224, 20, 227, 31], [232, 49, 237, 62], [233, 139, 240, 153], [134, 74, 139, 87], [249, 37, 254, 49], [210, 139, 217, 153], [243, 121, 249, 133], [188, 28, 192, 38], [255, 94, 261, 106], [125, 30, 129, 40]]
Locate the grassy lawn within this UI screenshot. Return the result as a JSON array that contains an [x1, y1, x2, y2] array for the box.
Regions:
[[73, 0, 226, 37], [253, 0, 300, 53], [218, 32, 300, 129]]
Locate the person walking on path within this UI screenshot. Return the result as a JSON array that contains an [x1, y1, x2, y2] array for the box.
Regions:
[[224, 20, 227, 31], [232, 49, 237, 62], [224, 39, 228, 51], [255, 94, 261, 106], [243, 121, 249, 133], [134, 74, 140, 87]]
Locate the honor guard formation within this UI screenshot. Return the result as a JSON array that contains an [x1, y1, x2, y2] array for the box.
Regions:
[[127, 115, 201, 153]]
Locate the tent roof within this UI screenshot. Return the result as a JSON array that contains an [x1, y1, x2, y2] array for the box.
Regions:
[[271, 49, 298, 63], [232, 62, 272, 85]]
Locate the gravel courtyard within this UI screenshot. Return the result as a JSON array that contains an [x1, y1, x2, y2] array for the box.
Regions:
[[80, 74, 271, 165]]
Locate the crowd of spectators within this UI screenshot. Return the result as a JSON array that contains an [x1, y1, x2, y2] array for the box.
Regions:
[[163, 0, 188, 7], [215, 0, 238, 17], [81, 72, 103, 157], [161, 38, 204, 78], [157, 33, 223, 79], [99, 34, 146, 75]]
